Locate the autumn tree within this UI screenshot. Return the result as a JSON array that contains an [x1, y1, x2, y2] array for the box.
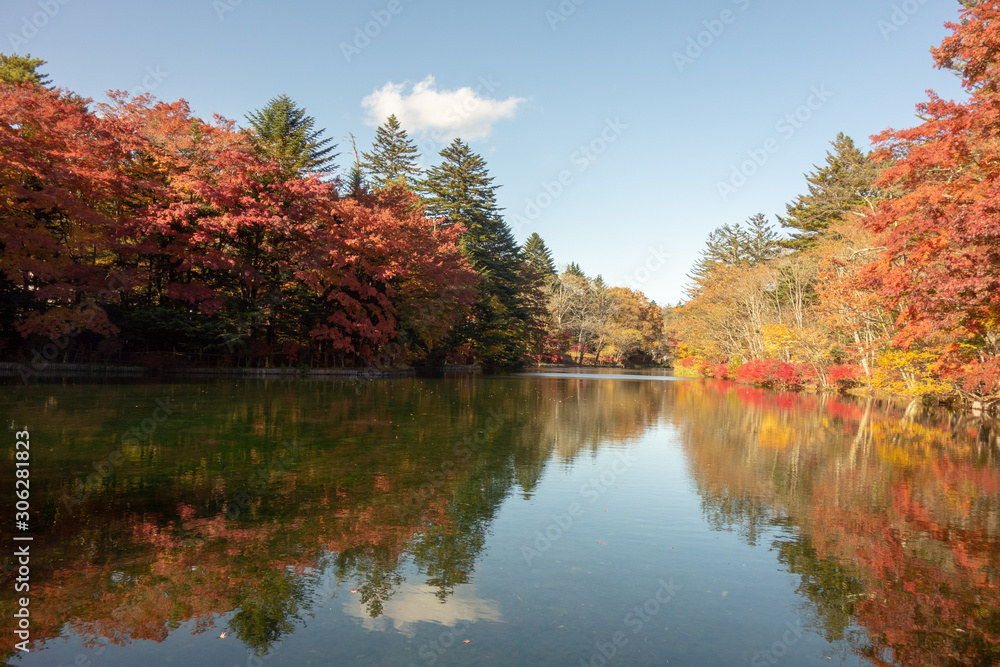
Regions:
[[98, 94, 475, 366], [0, 81, 130, 352], [865, 1, 1000, 404], [685, 214, 781, 299]]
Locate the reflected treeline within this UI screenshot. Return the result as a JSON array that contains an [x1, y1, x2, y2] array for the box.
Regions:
[[0, 375, 669, 659], [671, 380, 1000, 666]]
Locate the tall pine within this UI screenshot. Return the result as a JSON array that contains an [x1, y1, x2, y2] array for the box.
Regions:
[[0, 53, 50, 86], [245, 95, 338, 180], [521, 233, 558, 360], [522, 233, 557, 278], [421, 139, 531, 367], [779, 133, 882, 249], [362, 114, 422, 190], [685, 214, 781, 299]]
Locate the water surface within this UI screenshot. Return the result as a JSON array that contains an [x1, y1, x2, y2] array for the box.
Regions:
[[1, 373, 997, 665]]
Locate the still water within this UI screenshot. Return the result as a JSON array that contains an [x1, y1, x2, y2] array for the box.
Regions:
[[1, 371, 998, 666]]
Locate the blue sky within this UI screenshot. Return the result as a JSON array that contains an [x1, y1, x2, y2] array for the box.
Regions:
[[2, 0, 968, 305]]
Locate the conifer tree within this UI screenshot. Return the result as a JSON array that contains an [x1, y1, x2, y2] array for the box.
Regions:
[[0, 53, 50, 86], [421, 139, 531, 367], [522, 233, 557, 278], [245, 94, 337, 179], [362, 114, 422, 190], [779, 133, 882, 249], [685, 214, 781, 298]]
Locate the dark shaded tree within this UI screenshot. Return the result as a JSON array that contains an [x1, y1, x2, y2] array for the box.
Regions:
[[421, 139, 533, 367]]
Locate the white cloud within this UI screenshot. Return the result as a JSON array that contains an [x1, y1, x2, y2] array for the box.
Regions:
[[342, 582, 502, 636], [362, 75, 524, 142]]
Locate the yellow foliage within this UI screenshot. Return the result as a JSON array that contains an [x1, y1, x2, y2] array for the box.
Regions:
[[757, 415, 793, 450], [761, 324, 796, 360], [870, 349, 950, 396]]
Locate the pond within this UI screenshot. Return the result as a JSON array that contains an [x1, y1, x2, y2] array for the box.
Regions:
[[1, 371, 998, 666]]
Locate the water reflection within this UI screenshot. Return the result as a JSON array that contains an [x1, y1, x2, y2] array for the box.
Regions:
[[0, 375, 672, 662], [0, 376, 997, 665], [672, 380, 1000, 666]]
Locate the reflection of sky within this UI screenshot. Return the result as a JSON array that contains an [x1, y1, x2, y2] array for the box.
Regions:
[[342, 584, 502, 637]]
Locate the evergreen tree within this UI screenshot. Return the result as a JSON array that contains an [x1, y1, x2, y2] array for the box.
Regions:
[[778, 133, 882, 249], [743, 213, 782, 264], [362, 114, 421, 190], [522, 233, 557, 277], [421, 139, 532, 367], [0, 53, 50, 86], [685, 214, 781, 298], [245, 94, 338, 179], [564, 262, 586, 278]]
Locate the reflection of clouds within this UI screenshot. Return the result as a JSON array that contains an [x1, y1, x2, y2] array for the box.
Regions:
[[343, 583, 501, 636]]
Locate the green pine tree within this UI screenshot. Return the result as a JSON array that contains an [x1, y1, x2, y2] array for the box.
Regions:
[[564, 262, 586, 278], [522, 233, 557, 278], [361, 114, 422, 190], [778, 133, 882, 249], [685, 214, 781, 298], [0, 53, 51, 86], [421, 139, 532, 367], [245, 95, 338, 179]]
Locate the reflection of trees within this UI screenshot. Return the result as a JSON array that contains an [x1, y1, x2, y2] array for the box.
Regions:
[[0, 374, 665, 657], [672, 380, 1000, 666], [331, 545, 403, 618], [228, 566, 313, 654], [774, 534, 866, 644]]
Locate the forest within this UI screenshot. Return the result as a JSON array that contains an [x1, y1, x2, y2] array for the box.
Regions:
[[0, 55, 665, 371], [670, 3, 1000, 410]]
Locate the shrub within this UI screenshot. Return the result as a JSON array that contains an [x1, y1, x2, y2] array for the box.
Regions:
[[827, 364, 862, 391], [735, 359, 808, 391]]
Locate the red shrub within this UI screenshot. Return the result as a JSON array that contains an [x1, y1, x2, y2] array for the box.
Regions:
[[735, 359, 808, 391], [827, 364, 862, 391]]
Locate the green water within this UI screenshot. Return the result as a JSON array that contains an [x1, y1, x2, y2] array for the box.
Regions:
[[1, 372, 998, 666]]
